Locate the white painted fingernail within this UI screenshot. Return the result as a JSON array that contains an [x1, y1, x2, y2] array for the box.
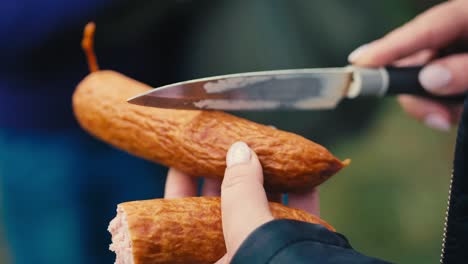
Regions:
[[419, 64, 452, 92], [424, 114, 451, 132], [226, 141, 251, 167], [348, 44, 369, 63]]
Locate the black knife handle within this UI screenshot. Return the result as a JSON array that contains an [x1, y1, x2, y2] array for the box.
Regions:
[[385, 66, 466, 103]]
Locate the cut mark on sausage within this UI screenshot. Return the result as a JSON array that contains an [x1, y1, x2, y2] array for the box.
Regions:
[[109, 207, 134, 264]]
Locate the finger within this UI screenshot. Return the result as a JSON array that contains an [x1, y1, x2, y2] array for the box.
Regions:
[[221, 141, 273, 257], [201, 177, 222, 197], [164, 168, 198, 198], [418, 54, 468, 95], [349, 1, 468, 66], [398, 95, 452, 131], [393, 49, 436, 67], [214, 254, 228, 264], [288, 187, 320, 216]]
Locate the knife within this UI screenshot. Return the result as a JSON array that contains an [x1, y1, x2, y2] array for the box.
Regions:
[[127, 66, 466, 110]]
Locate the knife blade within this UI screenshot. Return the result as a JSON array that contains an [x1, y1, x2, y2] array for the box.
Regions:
[[127, 66, 466, 110]]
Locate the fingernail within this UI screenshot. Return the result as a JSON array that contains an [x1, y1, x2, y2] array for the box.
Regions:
[[424, 114, 451, 132], [348, 44, 369, 63], [226, 141, 251, 167], [419, 64, 452, 92]]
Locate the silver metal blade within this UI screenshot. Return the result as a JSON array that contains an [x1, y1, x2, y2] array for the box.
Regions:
[[127, 68, 353, 110]]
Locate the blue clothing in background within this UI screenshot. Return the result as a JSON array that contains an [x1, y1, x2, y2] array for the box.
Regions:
[[0, 130, 166, 264], [0, 1, 167, 263]]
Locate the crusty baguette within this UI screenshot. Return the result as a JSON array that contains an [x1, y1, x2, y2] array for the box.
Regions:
[[72, 70, 348, 192], [108, 197, 335, 264]]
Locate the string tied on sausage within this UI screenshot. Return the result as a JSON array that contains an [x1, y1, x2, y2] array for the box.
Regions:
[[81, 22, 99, 72]]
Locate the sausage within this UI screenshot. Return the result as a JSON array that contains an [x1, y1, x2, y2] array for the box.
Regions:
[[72, 23, 349, 193], [73, 70, 348, 192], [108, 197, 335, 264]]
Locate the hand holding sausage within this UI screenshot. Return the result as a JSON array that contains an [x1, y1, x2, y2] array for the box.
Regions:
[[165, 142, 320, 264]]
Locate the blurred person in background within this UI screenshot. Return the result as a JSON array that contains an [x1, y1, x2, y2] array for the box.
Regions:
[[0, 0, 443, 263]]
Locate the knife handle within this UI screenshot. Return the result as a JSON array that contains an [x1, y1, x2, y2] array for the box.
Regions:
[[350, 66, 467, 103], [385, 66, 466, 103]]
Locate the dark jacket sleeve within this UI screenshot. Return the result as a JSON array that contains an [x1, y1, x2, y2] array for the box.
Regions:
[[232, 219, 392, 264], [441, 97, 468, 263]]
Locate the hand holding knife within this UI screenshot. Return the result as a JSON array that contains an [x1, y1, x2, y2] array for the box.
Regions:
[[127, 65, 466, 111]]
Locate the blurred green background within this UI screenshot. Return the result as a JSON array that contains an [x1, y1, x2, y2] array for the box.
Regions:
[[0, 0, 454, 263], [321, 100, 455, 263]]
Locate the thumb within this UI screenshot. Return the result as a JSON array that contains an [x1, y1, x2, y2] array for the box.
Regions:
[[221, 141, 273, 259], [418, 53, 468, 96]]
